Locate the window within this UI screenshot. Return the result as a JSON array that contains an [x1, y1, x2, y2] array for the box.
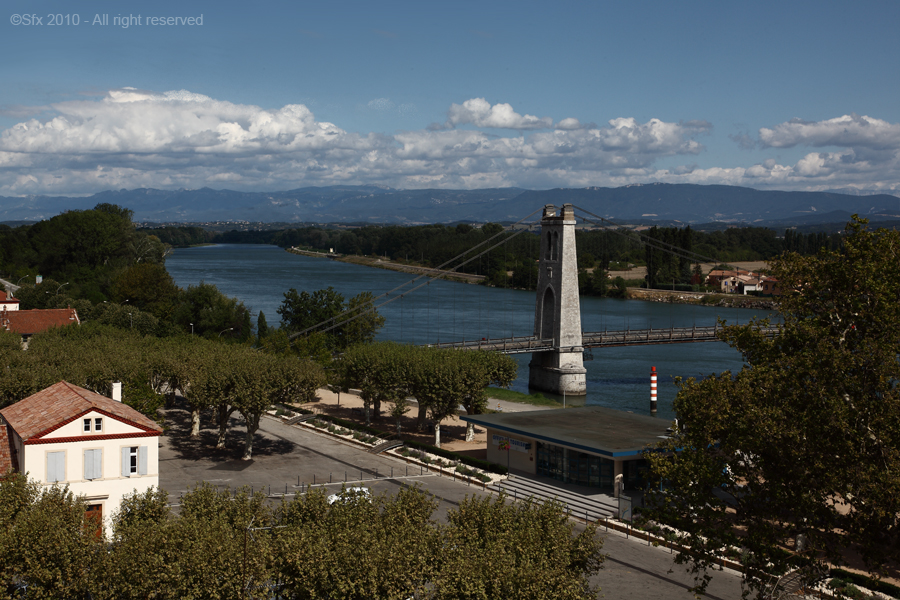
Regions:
[[83, 417, 102, 433], [47, 451, 65, 482], [121, 446, 148, 477], [84, 449, 102, 480]]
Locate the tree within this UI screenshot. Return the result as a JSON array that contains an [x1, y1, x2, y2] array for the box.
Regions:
[[172, 282, 252, 341], [275, 485, 440, 599], [111, 262, 179, 319], [431, 494, 603, 599], [278, 287, 385, 354], [0, 476, 103, 598], [645, 217, 900, 596]]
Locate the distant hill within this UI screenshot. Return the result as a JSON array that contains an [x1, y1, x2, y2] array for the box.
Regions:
[[1, 183, 897, 226]]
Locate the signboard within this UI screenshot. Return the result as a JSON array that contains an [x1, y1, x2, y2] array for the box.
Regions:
[[618, 495, 633, 522], [492, 434, 530, 453]]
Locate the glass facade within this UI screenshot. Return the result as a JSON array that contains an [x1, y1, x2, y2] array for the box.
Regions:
[[536, 441, 649, 491]]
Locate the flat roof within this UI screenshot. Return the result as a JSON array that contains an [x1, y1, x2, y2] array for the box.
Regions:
[[462, 406, 671, 458]]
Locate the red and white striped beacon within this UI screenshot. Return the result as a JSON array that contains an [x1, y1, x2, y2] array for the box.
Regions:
[[650, 366, 658, 414]]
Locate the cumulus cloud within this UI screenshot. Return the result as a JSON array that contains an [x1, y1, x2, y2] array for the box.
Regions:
[[2, 89, 897, 196], [760, 114, 900, 150], [446, 98, 553, 130]]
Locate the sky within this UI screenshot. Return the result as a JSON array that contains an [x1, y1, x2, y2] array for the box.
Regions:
[[2, 0, 899, 197]]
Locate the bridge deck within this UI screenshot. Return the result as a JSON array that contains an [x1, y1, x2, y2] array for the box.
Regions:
[[428, 324, 778, 354]]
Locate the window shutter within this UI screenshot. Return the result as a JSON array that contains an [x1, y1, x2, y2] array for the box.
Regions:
[[84, 449, 102, 480], [138, 446, 148, 475], [121, 447, 131, 477], [47, 451, 64, 482]]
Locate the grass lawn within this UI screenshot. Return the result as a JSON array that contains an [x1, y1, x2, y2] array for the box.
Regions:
[[485, 387, 563, 408]]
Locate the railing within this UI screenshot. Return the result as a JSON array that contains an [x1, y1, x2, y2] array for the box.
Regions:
[[428, 324, 778, 353]]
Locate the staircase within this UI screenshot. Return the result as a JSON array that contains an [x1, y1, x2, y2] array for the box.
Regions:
[[368, 439, 404, 454], [489, 475, 620, 521]]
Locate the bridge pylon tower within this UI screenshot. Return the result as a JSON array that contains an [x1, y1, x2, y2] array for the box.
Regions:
[[528, 204, 587, 396]]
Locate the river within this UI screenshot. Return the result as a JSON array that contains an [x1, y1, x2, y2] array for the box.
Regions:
[[165, 244, 775, 420]]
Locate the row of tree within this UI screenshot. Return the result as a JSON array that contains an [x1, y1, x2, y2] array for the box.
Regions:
[[0, 324, 325, 460], [0, 477, 604, 600], [140, 222, 845, 293], [339, 342, 518, 446]]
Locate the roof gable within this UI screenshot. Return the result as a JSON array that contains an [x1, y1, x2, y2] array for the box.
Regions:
[[0, 382, 162, 441]]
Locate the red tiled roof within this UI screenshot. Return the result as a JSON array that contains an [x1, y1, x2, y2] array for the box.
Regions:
[[0, 308, 79, 335], [0, 381, 162, 442], [0, 423, 17, 474], [0, 290, 19, 305]]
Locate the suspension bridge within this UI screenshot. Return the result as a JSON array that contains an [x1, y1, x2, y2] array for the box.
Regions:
[[290, 203, 773, 398]]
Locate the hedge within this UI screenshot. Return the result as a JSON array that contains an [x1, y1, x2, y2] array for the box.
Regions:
[[829, 569, 900, 599], [284, 404, 507, 475]]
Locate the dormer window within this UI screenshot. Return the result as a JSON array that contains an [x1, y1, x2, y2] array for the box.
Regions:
[[84, 418, 91, 433], [94, 418, 102, 432]]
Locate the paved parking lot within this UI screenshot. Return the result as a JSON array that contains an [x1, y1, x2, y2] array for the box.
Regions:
[[159, 406, 744, 599]]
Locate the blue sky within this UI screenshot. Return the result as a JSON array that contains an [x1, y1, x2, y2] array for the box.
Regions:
[[2, 0, 899, 196]]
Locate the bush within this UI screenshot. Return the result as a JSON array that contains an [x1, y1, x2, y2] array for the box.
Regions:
[[402, 438, 507, 475], [829, 569, 900, 599]]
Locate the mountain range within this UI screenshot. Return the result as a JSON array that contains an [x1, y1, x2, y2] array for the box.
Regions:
[[1, 184, 898, 226]]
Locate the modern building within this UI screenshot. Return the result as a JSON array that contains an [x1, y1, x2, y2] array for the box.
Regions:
[[462, 406, 671, 493], [0, 381, 162, 535]]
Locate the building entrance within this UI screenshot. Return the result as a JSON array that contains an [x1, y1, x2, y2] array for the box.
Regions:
[[536, 442, 614, 491]]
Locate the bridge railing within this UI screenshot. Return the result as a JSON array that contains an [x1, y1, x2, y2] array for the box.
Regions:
[[425, 323, 779, 353]]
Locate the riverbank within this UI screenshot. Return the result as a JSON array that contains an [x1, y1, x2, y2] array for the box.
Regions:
[[627, 287, 780, 310], [286, 247, 485, 284]]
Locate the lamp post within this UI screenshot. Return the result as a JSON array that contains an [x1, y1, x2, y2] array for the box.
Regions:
[[219, 327, 234, 338], [56, 282, 69, 295], [190, 323, 194, 336]]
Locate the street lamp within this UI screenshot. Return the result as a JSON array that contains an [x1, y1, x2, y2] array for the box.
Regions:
[[219, 327, 234, 338], [190, 323, 194, 336], [56, 282, 69, 295]]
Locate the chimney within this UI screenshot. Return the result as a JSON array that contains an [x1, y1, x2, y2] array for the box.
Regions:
[[112, 381, 122, 402]]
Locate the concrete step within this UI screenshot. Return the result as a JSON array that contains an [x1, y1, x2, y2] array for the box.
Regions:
[[368, 439, 404, 454], [489, 477, 618, 520]]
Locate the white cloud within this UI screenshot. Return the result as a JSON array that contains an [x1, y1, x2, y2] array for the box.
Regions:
[[446, 98, 553, 130], [760, 114, 900, 150], [1, 90, 898, 196]]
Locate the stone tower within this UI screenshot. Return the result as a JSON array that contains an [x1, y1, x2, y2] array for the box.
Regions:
[[528, 204, 587, 396]]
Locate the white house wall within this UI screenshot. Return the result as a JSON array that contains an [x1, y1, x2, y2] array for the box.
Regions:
[[21, 435, 159, 536], [43, 410, 146, 439]]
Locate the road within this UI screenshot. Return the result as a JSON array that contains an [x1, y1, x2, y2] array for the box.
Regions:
[[159, 406, 745, 599]]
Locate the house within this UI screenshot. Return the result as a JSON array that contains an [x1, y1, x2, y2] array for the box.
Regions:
[[0, 381, 162, 535], [0, 290, 19, 311], [0, 307, 79, 344], [761, 276, 782, 296]]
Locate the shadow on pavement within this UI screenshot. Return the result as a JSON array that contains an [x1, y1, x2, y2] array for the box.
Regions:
[[163, 399, 296, 462]]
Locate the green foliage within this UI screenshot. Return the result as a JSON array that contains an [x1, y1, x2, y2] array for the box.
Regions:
[[2, 478, 601, 598], [0, 203, 168, 304], [277, 287, 385, 355], [172, 281, 252, 341], [111, 262, 179, 319], [432, 494, 603, 599], [0, 476, 100, 599], [645, 217, 900, 595]]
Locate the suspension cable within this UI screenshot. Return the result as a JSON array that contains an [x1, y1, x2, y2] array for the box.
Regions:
[[285, 206, 547, 341]]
